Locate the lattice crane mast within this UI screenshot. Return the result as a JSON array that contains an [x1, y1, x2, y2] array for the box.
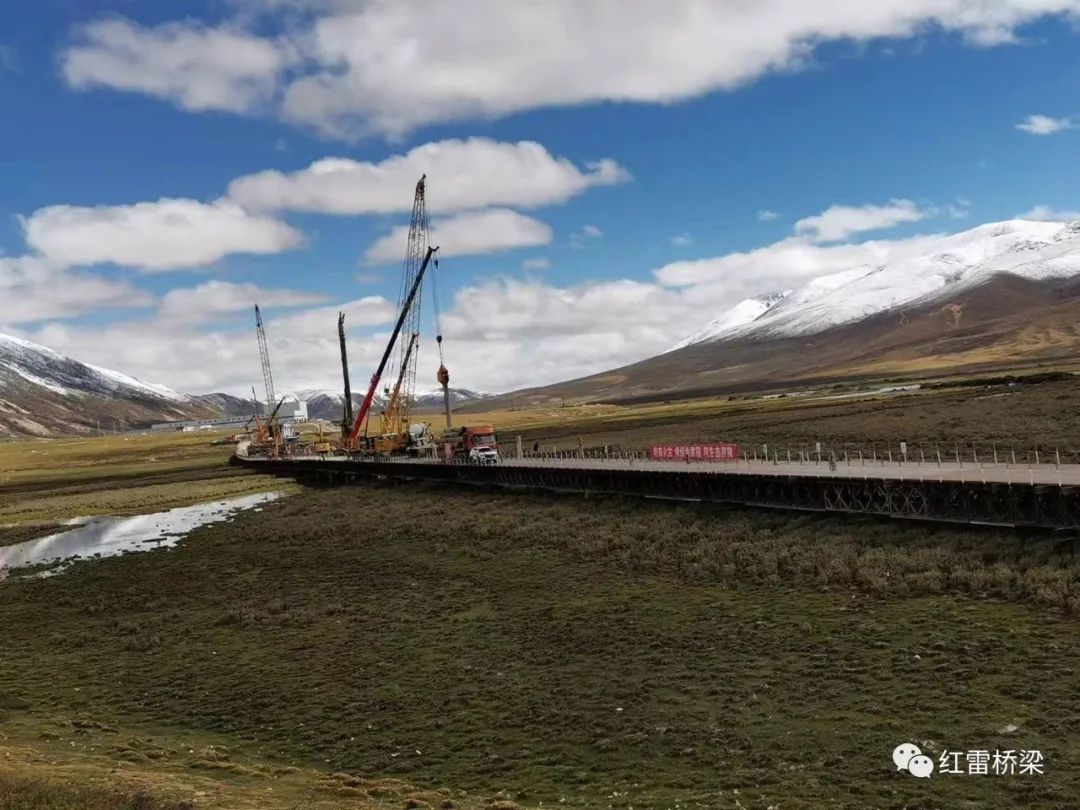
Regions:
[[254, 305, 276, 418], [379, 176, 430, 445], [346, 175, 438, 450]]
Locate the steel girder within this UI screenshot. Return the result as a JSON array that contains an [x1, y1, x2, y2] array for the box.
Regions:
[[234, 458, 1080, 530]]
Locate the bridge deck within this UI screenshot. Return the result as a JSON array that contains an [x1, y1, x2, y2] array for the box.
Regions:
[[234, 454, 1080, 530]]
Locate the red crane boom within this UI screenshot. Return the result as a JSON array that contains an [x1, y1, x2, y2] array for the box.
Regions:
[[346, 244, 438, 448]]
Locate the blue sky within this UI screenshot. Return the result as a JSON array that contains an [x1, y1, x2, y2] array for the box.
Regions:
[[1, 1, 1079, 395]]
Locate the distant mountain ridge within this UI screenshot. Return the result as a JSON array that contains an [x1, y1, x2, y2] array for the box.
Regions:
[[0, 332, 493, 437], [475, 218, 1080, 408], [0, 333, 212, 436], [675, 219, 1080, 348]]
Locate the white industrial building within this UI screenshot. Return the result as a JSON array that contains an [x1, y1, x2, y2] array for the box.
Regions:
[[151, 396, 309, 432]]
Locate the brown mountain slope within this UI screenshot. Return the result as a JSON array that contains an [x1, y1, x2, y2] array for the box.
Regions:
[[474, 275, 1080, 408]]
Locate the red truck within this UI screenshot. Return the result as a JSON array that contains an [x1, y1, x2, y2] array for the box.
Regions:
[[441, 425, 499, 464]]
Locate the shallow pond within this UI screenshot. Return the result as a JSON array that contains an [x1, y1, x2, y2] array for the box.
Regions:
[[0, 492, 281, 578]]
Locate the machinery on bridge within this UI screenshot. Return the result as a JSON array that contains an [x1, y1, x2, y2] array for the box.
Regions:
[[244, 308, 303, 459], [245, 394, 287, 457], [344, 175, 439, 456], [236, 176, 497, 462], [337, 312, 353, 439], [255, 305, 276, 418]]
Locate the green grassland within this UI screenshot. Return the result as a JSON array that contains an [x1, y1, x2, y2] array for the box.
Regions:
[[0, 393, 1078, 808], [2, 481, 1078, 808]]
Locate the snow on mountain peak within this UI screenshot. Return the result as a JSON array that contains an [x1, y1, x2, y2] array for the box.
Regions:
[[671, 290, 792, 350], [0, 332, 187, 404], [675, 218, 1080, 348]]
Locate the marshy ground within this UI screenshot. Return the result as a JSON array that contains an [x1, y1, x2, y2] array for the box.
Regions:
[[1, 389, 1079, 808], [2, 480, 1078, 808]]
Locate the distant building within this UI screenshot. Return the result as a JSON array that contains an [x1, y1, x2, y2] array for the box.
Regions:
[[276, 397, 308, 422], [150, 397, 308, 432]]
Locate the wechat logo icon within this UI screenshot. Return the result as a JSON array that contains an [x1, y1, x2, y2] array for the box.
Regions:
[[893, 743, 934, 779]]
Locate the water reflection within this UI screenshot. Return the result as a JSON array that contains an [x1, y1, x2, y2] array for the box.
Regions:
[[0, 492, 281, 578]]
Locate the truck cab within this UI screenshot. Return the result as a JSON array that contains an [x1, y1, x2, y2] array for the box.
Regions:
[[441, 424, 499, 464]]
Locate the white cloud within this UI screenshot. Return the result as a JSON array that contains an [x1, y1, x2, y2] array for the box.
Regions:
[[522, 257, 550, 270], [794, 199, 928, 243], [653, 234, 940, 289], [948, 197, 972, 219], [228, 138, 629, 214], [364, 209, 552, 263], [266, 297, 397, 335], [158, 281, 331, 323], [21, 295, 398, 396], [670, 233, 694, 247], [281, 1, 1080, 137], [10, 213, 1006, 395], [0, 255, 152, 324], [757, 210, 780, 222], [22, 198, 302, 272], [63, 3, 1080, 138], [570, 223, 604, 248], [1019, 204, 1080, 222], [1016, 114, 1073, 135], [62, 19, 286, 113]]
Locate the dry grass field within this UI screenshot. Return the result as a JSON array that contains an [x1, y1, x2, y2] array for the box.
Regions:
[[469, 374, 1080, 462]]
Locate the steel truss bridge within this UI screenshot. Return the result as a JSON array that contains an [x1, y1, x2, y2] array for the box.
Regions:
[[233, 454, 1080, 530]]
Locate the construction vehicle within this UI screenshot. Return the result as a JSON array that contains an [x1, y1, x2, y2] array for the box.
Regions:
[[254, 305, 276, 418], [246, 395, 287, 457], [344, 176, 439, 456], [336, 175, 491, 459], [338, 312, 353, 439], [312, 423, 333, 457], [441, 424, 499, 464]]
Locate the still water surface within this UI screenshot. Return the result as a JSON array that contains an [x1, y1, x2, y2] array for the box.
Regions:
[[0, 492, 281, 578]]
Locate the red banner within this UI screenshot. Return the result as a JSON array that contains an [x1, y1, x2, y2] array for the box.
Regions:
[[649, 443, 739, 462]]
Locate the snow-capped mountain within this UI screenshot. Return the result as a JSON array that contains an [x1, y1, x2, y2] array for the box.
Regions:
[[0, 330, 496, 436], [0, 333, 189, 403], [672, 291, 790, 349], [0, 332, 213, 436], [677, 219, 1080, 347], [485, 217, 1080, 408]]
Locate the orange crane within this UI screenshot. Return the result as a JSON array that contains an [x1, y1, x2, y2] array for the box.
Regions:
[[375, 331, 420, 452]]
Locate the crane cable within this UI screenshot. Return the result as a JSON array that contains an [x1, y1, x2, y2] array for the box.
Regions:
[[426, 198, 445, 367]]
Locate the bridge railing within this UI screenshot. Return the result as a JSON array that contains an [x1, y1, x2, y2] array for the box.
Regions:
[[288, 444, 1080, 487]]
